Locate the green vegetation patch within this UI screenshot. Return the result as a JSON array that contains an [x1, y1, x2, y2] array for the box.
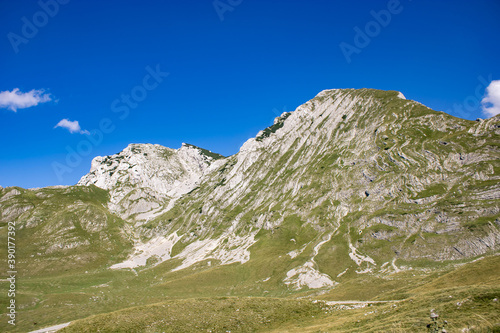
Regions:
[[61, 297, 326, 333], [183, 143, 226, 159], [256, 112, 291, 142]]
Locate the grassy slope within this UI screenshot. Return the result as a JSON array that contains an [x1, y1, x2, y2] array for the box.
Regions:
[[2, 249, 497, 332], [59, 255, 500, 332], [0, 185, 132, 276], [0, 186, 134, 332]]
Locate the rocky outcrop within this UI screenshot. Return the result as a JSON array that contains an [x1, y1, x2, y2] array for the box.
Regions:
[[77, 143, 225, 221]]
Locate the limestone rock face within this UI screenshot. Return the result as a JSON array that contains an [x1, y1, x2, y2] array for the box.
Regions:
[[77, 143, 225, 221], [126, 89, 499, 276]]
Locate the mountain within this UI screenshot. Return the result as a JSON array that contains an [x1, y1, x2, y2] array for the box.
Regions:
[[1, 88, 499, 332], [111, 88, 499, 274]]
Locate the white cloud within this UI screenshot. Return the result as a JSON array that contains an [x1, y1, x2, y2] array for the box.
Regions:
[[54, 119, 90, 135], [0, 88, 52, 111], [482, 80, 500, 117]]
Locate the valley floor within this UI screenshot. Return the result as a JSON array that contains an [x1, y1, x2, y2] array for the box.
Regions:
[[3, 255, 498, 333]]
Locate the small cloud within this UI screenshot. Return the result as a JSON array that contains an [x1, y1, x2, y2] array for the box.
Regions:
[[54, 119, 90, 135], [482, 80, 500, 117], [0, 88, 52, 111]]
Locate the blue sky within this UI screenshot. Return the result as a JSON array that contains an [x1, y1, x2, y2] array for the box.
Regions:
[[1, 0, 499, 188]]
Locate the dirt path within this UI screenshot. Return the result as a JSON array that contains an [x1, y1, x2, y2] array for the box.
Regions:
[[28, 322, 71, 333], [324, 300, 404, 305]]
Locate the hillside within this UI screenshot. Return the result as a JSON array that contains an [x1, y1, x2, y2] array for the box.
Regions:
[[0, 88, 499, 332]]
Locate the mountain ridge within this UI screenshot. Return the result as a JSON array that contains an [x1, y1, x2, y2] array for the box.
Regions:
[[99, 88, 499, 275]]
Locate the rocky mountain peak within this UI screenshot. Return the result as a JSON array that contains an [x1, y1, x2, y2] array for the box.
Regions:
[[78, 142, 226, 221]]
